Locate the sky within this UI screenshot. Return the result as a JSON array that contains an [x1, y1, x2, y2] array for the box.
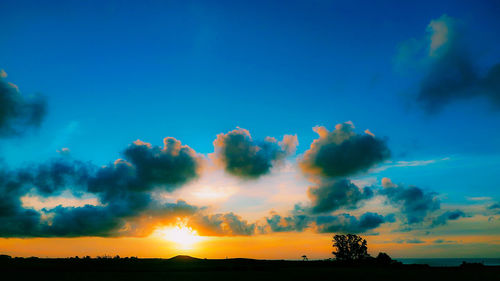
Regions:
[[0, 0, 499, 259]]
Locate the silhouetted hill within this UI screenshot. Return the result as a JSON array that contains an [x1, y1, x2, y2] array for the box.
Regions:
[[169, 255, 202, 261]]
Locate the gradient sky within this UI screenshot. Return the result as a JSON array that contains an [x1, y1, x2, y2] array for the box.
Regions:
[[0, 0, 499, 259]]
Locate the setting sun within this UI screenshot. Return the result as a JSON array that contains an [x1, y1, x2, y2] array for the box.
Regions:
[[153, 219, 204, 250]]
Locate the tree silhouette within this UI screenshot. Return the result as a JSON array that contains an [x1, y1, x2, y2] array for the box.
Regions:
[[332, 234, 370, 261], [301, 255, 308, 261]]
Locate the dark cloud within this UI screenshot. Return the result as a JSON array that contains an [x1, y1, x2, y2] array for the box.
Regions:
[[265, 213, 310, 232], [488, 203, 500, 210], [193, 212, 256, 236], [0, 165, 43, 237], [0, 71, 47, 137], [20, 159, 93, 196], [431, 210, 467, 227], [433, 239, 456, 244], [396, 15, 500, 113], [262, 205, 386, 234], [394, 238, 425, 244], [40, 205, 124, 237], [384, 213, 396, 223], [485, 202, 500, 216], [88, 138, 201, 208], [45, 136, 202, 237], [0, 136, 204, 237], [307, 179, 373, 214], [315, 212, 386, 234], [39, 200, 199, 237], [406, 239, 425, 244], [0, 152, 202, 237], [300, 122, 390, 178], [122, 138, 201, 190], [0, 209, 41, 237], [213, 128, 298, 179], [380, 178, 440, 224], [264, 205, 311, 232]]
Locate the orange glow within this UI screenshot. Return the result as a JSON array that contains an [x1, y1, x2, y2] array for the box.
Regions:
[[1, 232, 499, 259], [152, 219, 204, 250]]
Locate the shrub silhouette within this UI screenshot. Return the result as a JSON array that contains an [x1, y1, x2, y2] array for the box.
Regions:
[[332, 234, 370, 262]]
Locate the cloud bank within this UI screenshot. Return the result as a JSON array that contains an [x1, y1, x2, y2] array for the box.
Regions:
[[0, 136, 203, 237], [262, 209, 388, 234], [193, 212, 256, 236], [315, 212, 386, 234]]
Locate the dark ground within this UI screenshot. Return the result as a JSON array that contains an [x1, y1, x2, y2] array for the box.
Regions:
[[1, 255, 499, 281]]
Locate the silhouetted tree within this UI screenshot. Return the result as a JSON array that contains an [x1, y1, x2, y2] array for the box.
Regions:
[[332, 234, 370, 261], [302, 255, 308, 261]]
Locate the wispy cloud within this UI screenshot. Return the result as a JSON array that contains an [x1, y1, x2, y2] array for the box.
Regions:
[[370, 157, 450, 173]]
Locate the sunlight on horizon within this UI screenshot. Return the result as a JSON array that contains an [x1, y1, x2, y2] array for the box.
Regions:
[[152, 219, 204, 250]]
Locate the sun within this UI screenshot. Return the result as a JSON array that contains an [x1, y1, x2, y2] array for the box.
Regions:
[[153, 219, 204, 250]]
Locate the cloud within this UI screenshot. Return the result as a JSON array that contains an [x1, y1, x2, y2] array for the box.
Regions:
[[0, 135, 204, 237], [315, 212, 386, 234], [380, 178, 440, 224], [0, 159, 94, 237], [0, 149, 257, 238], [122, 138, 201, 189], [299, 122, 390, 178], [307, 179, 373, 214], [466, 196, 493, 201], [40, 204, 125, 237], [264, 213, 310, 232], [0, 165, 42, 237], [19, 159, 92, 196], [0, 155, 201, 237], [486, 202, 500, 215], [193, 212, 256, 236], [213, 128, 297, 179], [396, 15, 500, 113], [56, 147, 71, 155], [262, 204, 387, 234], [263, 205, 311, 232], [41, 200, 199, 237], [0, 157, 202, 237], [372, 157, 449, 173], [488, 203, 500, 210], [89, 138, 201, 199], [433, 239, 457, 244], [393, 238, 425, 244], [431, 210, 467, 226], [0, 70, 47, 137]]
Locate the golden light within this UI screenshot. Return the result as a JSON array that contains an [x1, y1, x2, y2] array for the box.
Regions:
[[153, 219, 204, 250]]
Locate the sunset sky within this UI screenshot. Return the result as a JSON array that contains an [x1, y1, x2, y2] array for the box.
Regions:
[[0, 0, 499, 259]]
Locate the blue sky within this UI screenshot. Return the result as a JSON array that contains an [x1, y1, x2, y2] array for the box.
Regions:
[[0, 0, 499, 257], [3, 1, 499, 196]]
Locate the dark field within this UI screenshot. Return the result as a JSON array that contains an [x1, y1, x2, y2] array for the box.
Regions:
[[1, 256, 499, 281]]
